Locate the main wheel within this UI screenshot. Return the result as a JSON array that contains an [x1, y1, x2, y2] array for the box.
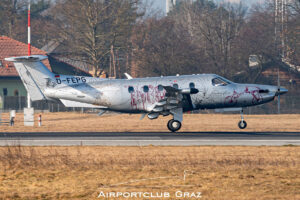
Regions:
[[167, 119, 182, 132], [238, 120, 247, 129]]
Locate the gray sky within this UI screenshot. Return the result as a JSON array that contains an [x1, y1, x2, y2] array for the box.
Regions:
[[149, 0, 264, 13]]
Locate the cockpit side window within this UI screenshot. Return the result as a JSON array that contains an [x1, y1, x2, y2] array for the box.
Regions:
[[212, 77, 230, 86]]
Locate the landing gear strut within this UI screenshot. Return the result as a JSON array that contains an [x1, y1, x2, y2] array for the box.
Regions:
[[238, 109, 247, 129], [167, 119, 182, 132]]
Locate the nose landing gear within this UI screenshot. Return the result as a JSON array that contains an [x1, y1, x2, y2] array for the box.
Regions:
[[167, 119, 182, 132], [238, 109, 247, 129], [238, 120, 247, 129]]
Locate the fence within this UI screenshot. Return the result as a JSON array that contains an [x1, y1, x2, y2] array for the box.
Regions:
[[1, 96, 89, 112], [246, 94, 300, 114]]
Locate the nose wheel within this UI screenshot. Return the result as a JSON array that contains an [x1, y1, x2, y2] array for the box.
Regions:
[[167, 119, 182, 132], [238, 109, 247, 129], [238, 120, 247, 129]]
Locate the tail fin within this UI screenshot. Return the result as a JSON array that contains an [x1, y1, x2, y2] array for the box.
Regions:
[[5, 55, 54, 101]]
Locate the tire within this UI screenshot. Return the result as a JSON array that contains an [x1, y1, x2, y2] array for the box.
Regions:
[[238, 120, 247, 129], [167, 119, 182, 132]]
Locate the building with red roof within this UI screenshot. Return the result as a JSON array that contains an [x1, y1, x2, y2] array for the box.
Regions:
[[0, 36, 91, 109], [0, 36, 52, 77]]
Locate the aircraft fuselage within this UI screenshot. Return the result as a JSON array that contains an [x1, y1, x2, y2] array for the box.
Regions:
[[44, 74, 283, 113]]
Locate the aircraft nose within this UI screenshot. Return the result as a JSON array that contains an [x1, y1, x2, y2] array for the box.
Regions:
[[276, 87, 288, 96]]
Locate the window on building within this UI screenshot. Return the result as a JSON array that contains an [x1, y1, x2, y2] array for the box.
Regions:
[[14, 89, 19, 96], [158, 85, 164, 91], [189, 82, 195, 89], [143, 85, 149, 93], [173, 83, 179, 89], [128, 86, 134, 93], [0, 61, 3, 67], [3, 88, 7, 96]]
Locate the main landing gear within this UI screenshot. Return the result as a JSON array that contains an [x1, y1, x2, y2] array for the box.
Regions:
[[238, 109, 247, 129], [167, 119, 182, 132]]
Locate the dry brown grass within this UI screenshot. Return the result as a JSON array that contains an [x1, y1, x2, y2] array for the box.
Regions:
[[0, 112, 300, 132], [0, 113, 299, 199], [0, 146, 299, 199]]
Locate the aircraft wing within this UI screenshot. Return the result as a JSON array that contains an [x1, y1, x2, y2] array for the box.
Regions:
[[149, 86, 198, 122], [163, 86, 180, 95], [60, 99, 108, 108]]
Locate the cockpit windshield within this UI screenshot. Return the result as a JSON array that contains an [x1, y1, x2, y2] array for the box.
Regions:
[[212, 77, 231, 86]]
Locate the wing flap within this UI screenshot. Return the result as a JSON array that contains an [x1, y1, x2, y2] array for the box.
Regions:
[[60, 99, 107, 108]]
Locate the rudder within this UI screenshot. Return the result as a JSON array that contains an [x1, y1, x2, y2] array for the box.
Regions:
[[5, 55, 54, 101]]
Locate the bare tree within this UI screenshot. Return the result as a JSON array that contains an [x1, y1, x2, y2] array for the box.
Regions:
[[286, 0, 300, 65], [131, 18, 203, 77], [53, 0, 142, 77], [0, 0, 26, 38], [170, 0, 247, 78]]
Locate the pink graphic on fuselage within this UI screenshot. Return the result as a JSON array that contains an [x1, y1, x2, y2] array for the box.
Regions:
[[225, 86, 262, 105], [130, 85, 166, 110]]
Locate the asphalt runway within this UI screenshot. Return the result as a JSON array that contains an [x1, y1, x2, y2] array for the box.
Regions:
[[0, 131, 299, 146]]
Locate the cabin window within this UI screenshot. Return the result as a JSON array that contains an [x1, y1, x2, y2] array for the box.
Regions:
[[143, 85, 149, 93], [173, 83, 179, 89], [189, 82, 195, 89], [3, 88, 7, 96], [212, 77, 230, 86], [128, 86, 134, 93], [158, 85, 164, 91]]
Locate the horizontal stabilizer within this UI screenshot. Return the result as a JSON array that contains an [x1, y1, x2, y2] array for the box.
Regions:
[[5, 55, 48, 62]]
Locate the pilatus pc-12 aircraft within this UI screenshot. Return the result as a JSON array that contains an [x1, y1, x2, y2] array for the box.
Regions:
[[6, 55, 288, 132]]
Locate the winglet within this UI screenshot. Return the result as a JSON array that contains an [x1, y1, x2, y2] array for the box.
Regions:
[[124, 73, 133, 80]]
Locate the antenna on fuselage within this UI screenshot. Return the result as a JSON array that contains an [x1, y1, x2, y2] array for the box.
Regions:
[[124, 73, 133, 80]]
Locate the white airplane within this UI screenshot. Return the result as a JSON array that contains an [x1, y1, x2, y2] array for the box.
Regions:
[[6, 55, 287, 132]]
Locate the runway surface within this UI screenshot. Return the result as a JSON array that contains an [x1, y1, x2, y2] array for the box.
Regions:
[[0, 131, 299, 146]]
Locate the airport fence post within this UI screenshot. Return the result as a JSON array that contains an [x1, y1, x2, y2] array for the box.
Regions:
[[38, 114, 42, 127], [10, 110, 16, 126], [10, 117, 15, 126]]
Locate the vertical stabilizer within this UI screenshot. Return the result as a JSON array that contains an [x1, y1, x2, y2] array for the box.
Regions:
[[5, 55, 54, 101]]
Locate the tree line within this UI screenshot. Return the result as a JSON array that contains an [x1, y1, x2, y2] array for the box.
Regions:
[[0, 0, 299, 81]]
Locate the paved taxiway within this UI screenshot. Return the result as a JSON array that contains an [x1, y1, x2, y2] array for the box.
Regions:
[[0, 131, 299, 146]]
